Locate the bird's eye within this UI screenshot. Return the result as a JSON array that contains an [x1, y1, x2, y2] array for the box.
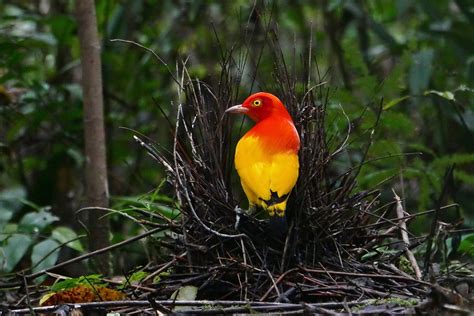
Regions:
[[252, 99, 262, 107]]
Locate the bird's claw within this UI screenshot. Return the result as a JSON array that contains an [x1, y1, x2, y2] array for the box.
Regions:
[[234, 206, 243, 230], [234, 206, 244, 215]]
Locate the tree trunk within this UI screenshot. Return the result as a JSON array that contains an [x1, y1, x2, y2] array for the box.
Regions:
[[75, 0, 111, 275]]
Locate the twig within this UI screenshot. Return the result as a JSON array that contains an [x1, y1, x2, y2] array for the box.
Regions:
[[260, 268, 298, 301], [300, 267, 431, 287], [20, 273, 34, 316], [423, 166, 454, 278], [174, 105, 246, 239], [393, 190, 422, 280], [344, 203, 458, 230], [141, 254, 185, 283], [7, 299, 420, 314], [265, 269, 282, 299], [240, 237, 249, 301], [330, 102, 351, 158], [110, 39, 181, 89]]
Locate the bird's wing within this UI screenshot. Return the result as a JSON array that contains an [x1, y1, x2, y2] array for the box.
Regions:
[[269, 152, 299, 199], [235, 135, 299, 209], [235, 136, 271, 203]]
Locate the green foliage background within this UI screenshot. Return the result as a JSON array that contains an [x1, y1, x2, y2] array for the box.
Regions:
[[1, 0, 473, 274]]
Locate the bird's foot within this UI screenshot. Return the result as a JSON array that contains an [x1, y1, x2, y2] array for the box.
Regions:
[[234, 206, 244, 215], [248, 204, 256, 214], [234, 206, 243, 230]]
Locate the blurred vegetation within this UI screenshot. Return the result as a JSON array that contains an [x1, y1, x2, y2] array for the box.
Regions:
[[1, 0, 473, 275]]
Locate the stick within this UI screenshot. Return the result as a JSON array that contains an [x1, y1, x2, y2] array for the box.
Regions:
[[393, 190, 422, 280], [7, 299, 420, 314], [423, 166, 454, 278], [300, 267, 431, 286]]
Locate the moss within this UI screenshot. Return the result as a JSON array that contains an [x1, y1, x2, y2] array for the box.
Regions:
[[352, 297, 419, 312], [399, 255, 416, 275]]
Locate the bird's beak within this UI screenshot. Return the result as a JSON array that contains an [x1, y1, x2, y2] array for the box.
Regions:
[[225, 104, 248, 114]]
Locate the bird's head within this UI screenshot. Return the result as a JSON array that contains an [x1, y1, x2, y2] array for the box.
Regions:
[[225, 92, 290, 122]]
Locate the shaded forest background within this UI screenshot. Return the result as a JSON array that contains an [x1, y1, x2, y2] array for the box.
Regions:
[[1, 0, 474, 277]]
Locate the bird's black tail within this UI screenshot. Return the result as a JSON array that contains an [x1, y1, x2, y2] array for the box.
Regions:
[[267, 215, 288, 242]]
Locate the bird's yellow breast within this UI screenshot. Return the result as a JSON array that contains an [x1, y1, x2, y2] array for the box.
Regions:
[[234, 135, 299, 216]]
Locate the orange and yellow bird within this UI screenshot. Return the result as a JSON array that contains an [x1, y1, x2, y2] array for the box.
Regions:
[[226, 92, 300, 218]]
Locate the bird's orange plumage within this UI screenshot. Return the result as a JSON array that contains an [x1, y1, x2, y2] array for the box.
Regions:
[[226, 92, 300, 217]]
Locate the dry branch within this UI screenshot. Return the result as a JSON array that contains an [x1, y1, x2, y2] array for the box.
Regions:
[[393, 190, 422, 280], [7, 299, 422, 314]]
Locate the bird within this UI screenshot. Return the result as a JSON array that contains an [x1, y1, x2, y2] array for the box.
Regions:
[[225, 92, 300, 220]]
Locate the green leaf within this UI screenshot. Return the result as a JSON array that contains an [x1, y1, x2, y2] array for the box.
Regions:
[[409, 49, 434, 95], [128, 270, 149, 283], [458, 233, 474, 257], [370, 140, 402, 157], [23, 33, 57, 47], [361, 250, 379, 261], [47, 15, 75, 44], [31, 239, 60, 274], [380, 112, 414, 136], [119, 270, 149, 289], [361, 246, 398, 261], [1, 234, 33, 272], [19, 211, 59, 232], [0, 223, 18, 242], [18, 199, 43, 212], [424, 90, 455, 101], [0, 208, 13, 232], [383, 95, 410, 110], [112, 195, 179, 219], [402, 167, 425, 179], [51, 226, 84, 252], [380, 52, 410, 96], [454, 170, 474, 186], [155, 205, 180, 219], [433, 153, 474, 168], [153, 270, 170, 284], [51, 274, 105, 292], [406, 143, 436, 157], [0, 186, 26, 215], [50, 278, 81, 292], [344, 41, 369, 76]]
